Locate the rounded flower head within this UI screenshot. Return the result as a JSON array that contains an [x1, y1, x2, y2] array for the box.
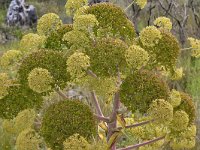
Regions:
[[28, 68, 54, 93], [63, 30, 90, 49], [169, 89, 181, 107], [181, 125, 197, 138], [125, 45, 149, 69], [171, 110, 189, 131], [20, 33, 46, 52], [2, 119, 15, 133], [73, 14, 99, 32], [63, 134, 90, 150], [0, 73, 11, 99], [37, 13, 62, 36], [188, 37, 200, 58], [140, 26, 162, 47], [169, 67, 183, 80], [148, 99, 173, 124], [135, 0, 147, 9], [67, 52, 90, 78], [0, 50, 21, 68], [120, 70, 169, 113], [16, 128, 42, 150], [41, 100, 96, 150], [154, 17, 172, 31], [14, 109, 36, 134], [65, 0, 88, 16]]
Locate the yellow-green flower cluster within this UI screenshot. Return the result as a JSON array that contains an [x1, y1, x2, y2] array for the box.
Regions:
[[188, 37, 200, 58], [167, 124, 196, 149], [28, 68, 54, 93], [169, 89, 181, 107], [125, 45, 149, 69], [0, 50, 21, 68], [170, 67, 183, 80], [154, 17, 172, 31], [63, 134, 90, 150], [73, 14, 99, 32], [148, 99, 173, 124], [171, 110, 189, 131], [170, 137, 196, 150], [67, 52, 90, 78], [135, 0, 147, 9], [65, 0, 88, 16], [140, 26, 162, 47], [2, 119, 15, 133], [63, 30, 90, 49], [37, 13, 62, 36], [16, 128, 42, 150], [13, 109, 36, 134], [20, 33, 45, 52], [0, 73, 11, 99], [74, 6, 89, 18], [180, 125, 196, 138]]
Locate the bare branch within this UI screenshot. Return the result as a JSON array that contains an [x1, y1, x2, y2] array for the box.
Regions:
[[117, 119, 155, 130], [91, 91, 104, 116], [94, 114, 110, 122], [117, 136, 165, 150]]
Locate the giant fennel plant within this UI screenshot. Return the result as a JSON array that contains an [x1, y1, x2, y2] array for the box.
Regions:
[[0, 0, 199, 150]]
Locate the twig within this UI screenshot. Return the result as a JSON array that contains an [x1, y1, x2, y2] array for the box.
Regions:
[[117, 119, 155, 130], [117, 136, 165, 150], [91, 91, 104, 116], [94, 114, 110, 122]]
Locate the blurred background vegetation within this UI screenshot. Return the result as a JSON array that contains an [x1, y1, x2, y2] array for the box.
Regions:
[[0, 0, 200, 149]]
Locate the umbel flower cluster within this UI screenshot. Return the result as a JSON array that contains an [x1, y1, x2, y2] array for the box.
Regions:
[[0, 0, 198, 150]]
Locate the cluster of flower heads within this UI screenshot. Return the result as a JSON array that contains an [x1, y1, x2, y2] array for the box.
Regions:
[[0, 50, 21, 69], [65, 0, 88, 16], [125, 45, 149, 69], [140, 26, 162, 47], [73, 14, 99, 32], [20, 33, 46, 52], [148, 99, 173, 125], [188, 37, 200, 58], [153, 17, 172, 31], [169, 89, 182, 107], [28, 68, 54, 93], [37, 13, 62, 36], [67, 52, 90, 79], [135, 0, 147, 9]]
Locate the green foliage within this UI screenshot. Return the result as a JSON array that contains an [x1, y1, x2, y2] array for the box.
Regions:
[[17, 50, 70, 90], [84, 3, 136, 44], [0, 85, 43, 119], [16, 128, 42, 150], [141, 29, 180, 71], [44, 24, 73, 50], [120, 70, 169, 113], [85, 37, 128, 76], [40, 100, 97, 150]]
